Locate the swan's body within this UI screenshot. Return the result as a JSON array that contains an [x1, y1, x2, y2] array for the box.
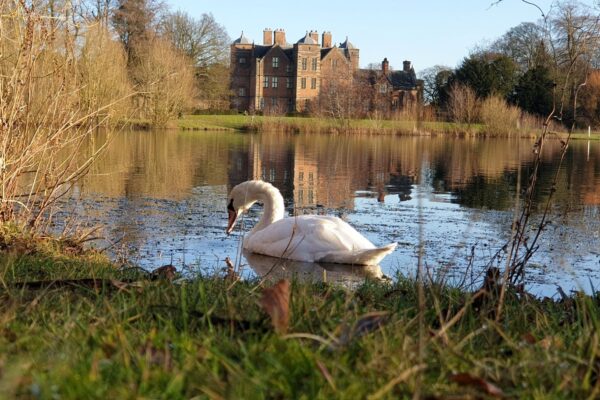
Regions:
[[226, 180, 397, 265]]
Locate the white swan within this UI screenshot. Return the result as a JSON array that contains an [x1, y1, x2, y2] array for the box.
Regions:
[[226, 180, 397, 265]]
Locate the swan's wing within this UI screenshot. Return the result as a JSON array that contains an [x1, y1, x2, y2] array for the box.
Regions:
[[244, 215, 376, 262]]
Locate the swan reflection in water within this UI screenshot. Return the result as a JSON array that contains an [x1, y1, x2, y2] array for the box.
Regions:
[[242, 250, 388, 287]]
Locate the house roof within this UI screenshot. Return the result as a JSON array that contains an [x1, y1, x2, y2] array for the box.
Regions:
[[233, 31, 251, 45], [320, 47, 334, 58], [389, 70, 417, 89], [297, 32, 317, 44], [339, 37, 355, 49], [359, 68, 418, 90], [253, 45, 271, 59]]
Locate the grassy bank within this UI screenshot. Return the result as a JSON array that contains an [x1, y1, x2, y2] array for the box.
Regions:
[[174, 114, 485, 136], [118, 114, 600, 140], [2, 233, 600, 398]]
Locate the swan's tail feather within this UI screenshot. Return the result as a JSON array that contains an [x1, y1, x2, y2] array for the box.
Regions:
[[316, 243, 397, 265]]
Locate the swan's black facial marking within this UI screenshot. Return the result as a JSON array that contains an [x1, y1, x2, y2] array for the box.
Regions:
[[226, 198, 237, 235]]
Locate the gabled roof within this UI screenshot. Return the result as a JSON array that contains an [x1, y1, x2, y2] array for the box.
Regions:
[[320, 47, 334, 59], [389, 70, 417, 89], [297, 32, 317, 44], [233, 31, 251, 45], [359, 68, 418, 90], [320, 46, 350, 63], [259, 44, 292, 62], [253, 45, 271, 58]]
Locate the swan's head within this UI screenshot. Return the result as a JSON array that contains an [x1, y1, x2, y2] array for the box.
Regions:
[[226, 182, 259, 234]]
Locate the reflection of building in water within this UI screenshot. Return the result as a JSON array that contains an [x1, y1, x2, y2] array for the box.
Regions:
[[293, 145, 318, 209], [228, 137, 295, 201], [227, 136, 422, 210]]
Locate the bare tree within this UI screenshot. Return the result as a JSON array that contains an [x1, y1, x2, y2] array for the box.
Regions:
[[80, 24, 132, 123], [490, 22, 548, 71], [419, 65, 452, 105], [549, 1, 600, 129], [133, 39, 196, 126], [112, 0, 164, 63], [447, 83, 479, 124], [0, 1, 125, 232], [160, 11, 229, 66]]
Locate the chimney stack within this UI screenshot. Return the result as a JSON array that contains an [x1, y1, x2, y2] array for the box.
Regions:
[[274, 28, 286, 46], [310, 30, 319, 44], [263, 28, 273, 45], [322, 31, 332, 48], [382, 58, 389, 74], [403, 60, 412, 72]]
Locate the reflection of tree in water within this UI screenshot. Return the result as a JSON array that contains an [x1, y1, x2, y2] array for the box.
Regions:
[[387, 174, 414, 202], [427, 140, 600, 212], [452, 173, 516, 210]]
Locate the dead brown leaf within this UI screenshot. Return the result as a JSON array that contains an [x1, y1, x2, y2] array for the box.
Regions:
[[521, 332, 537, 345], [450, 373, 504, 398], [151, 265, 177, 281], [338, 311, 390, 346], [260, 279, 290, 334]]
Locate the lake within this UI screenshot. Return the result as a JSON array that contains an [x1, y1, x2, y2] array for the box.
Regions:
[[66, 130, 600, 296]]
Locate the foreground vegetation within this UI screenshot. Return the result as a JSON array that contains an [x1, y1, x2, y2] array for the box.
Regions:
[[2, 231, 600, 399]]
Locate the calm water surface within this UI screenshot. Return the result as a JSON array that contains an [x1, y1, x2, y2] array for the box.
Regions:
[[68, 130, 600, 295]]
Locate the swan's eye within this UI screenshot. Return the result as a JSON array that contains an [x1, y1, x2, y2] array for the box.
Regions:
[[227, 199, 235, 212]]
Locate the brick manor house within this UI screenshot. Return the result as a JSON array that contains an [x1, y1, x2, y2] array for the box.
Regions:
[[230, 29, 422, 114]]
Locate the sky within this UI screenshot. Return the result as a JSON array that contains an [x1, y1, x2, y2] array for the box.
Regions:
[[165, 0, 593, 73]]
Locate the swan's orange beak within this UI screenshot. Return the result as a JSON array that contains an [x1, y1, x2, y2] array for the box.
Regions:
[[226, 209, 237, 235]]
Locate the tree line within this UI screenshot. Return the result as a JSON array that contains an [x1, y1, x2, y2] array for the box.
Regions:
[[420, 0, 600, 131]]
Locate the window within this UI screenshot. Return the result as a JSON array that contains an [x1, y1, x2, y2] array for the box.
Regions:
[[333, 59, 338, 69], [271, 97, 277, 107], [272, 76, 278, 88], [308, 172, 314, 182], [379, 83, 387, 93], [238, 56, 246, 64], [299, 171, 304, 181], [286, 64, 292, 73], [302, 58, 307, 70], [263, 76, 269, 88], [312, 57, 317, 70], [259, 97, 265, 109], [238, 87, 245, 96], [286, 78, 292, 89], [311, 78, 316, 89], [301, 78, 306, 89], [272, 57, 279, 68]]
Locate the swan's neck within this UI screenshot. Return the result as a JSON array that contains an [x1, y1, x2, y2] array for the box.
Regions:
[[252, 183, 285, 233]]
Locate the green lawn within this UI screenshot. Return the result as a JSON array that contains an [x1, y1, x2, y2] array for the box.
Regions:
[[1, 232, 599, 399]]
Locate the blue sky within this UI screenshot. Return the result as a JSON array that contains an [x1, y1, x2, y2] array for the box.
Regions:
[[165, 0, 592, 72]]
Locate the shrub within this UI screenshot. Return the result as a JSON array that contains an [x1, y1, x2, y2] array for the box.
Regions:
[[479, 95, 522, 136]]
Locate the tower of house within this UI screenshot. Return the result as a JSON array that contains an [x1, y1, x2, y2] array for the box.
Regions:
[[230, 32, 254, 111], [294, 31, 321, 112], [340, 37, 359, 71]]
